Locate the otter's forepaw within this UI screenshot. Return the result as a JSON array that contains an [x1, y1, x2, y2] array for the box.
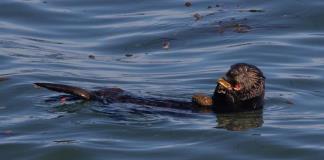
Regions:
[[192, 93, 213, 107]]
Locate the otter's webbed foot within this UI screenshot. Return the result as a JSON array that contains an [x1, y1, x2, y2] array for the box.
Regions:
[[34, 83, 94, 100], [192, 93, 213, 107]]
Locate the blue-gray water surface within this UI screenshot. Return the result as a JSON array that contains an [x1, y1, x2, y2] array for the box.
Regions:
[[1, 0, 324, 159]]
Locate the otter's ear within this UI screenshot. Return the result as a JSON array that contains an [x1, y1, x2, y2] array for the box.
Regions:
[[255, 67, 265, 80]]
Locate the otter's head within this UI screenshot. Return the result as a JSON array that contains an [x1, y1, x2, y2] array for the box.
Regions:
[[214, 63, 265, 103]]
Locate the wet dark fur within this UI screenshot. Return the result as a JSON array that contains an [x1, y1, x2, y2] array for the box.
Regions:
[[213, 63, 265, 112], [35, 63, 265, 113]]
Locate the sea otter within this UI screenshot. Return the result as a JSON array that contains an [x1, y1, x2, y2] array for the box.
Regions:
[[34, 63, 265, 113]]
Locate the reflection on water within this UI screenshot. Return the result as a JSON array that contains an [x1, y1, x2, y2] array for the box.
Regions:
[[215, 110, 263, 131]]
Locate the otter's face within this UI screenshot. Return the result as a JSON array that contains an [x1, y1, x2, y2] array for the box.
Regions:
[[215, 63, 265, 101]]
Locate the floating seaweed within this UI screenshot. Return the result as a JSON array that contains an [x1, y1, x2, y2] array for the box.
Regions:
[[216, 21, 252, 34]]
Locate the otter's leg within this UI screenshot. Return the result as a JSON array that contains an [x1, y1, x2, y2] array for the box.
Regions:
[[192, 93, 213, 107], [34, 83, 95, 100]]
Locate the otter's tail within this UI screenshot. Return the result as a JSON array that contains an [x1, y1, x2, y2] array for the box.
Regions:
[[34, 83, 94, 100]]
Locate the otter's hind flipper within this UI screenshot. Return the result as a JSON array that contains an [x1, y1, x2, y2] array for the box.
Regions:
[[34, 83, 94, 100]]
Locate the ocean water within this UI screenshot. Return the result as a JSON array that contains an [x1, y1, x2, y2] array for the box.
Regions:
[[1, 0, 324, 159]]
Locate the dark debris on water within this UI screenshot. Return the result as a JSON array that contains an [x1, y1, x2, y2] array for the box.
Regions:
[[193, 13, 203, 21], [53, 139, 76, 144], [88, 54, 96, 59], [0, 77, 9, 82], [125, 53, 133, 57], [216, 22, 252, 34], [239, 9, 265, 13], [162, 41, 170, 49], [185, 1, 192, 7], [182, 1, 265, 34]]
